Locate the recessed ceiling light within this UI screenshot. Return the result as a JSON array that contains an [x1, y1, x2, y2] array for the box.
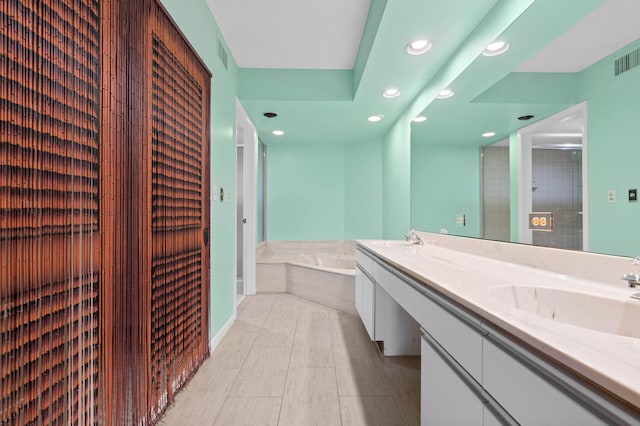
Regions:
[[272, 130, 284, 136], [483, 40, 509, 56], [412, 116, 427, 123], [368, 114, 383, 123], [406, 39, 432, 55], [383, 88, 400, 98], [518, 115, 534, 121], [436, 89, 454, 99], [263, 112, 278, 118], [482, 132, 496, 138]]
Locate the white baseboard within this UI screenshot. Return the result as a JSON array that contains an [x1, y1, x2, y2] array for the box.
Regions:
[[209, 312, 237, 352]]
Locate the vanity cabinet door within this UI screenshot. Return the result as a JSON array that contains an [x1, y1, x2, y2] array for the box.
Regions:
[[355, 266, 364, 317], [421, 334, 484, 426], [483, 339, 605, 425], [355, 264, 376, 340], [361, 272, 376, 339]]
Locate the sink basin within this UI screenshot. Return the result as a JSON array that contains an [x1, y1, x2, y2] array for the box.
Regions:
[[490, 286, 640, 339], [368, 240, 414, 248]]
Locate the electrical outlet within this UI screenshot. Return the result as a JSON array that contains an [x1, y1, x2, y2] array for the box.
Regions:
[[607, 190, 616, 203]]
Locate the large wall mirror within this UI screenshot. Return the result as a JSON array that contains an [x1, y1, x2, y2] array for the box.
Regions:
[[410, 0, 640, 257]]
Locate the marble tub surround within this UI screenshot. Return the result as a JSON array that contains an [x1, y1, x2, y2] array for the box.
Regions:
[[357, 240, 640, 412], [258, 240, 356, 259], [256, 241, 356, 314]]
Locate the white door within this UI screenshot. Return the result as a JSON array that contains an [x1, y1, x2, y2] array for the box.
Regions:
[[235, 100, 257, 303]]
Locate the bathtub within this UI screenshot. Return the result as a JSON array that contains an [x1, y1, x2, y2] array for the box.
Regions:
[[256, 241, 356, 315]]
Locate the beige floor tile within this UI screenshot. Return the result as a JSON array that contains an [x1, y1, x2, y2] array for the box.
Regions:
[[209, 321, 260, 369], [161, 294, 421, 426], [289, 331, 334, 368], [266, 297, 302, 320], [296, 304, 331, 332], [237, 295, 278, 327], [340, 396, 406, 426], [333, 343, 391, 396], [329, 311, 372, 349], [213, 397, 281, 426], [229, 346, 291, 397], [254, 319, 297, 347], [381, 356, 421, 426], [278, 368, 341, 426], [160, 366, 240, 426]]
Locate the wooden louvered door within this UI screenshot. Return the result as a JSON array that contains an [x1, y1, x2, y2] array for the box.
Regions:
[[0, 0, 102, 424], [147, 3, 211, 418], [1, 0, 210, 423]]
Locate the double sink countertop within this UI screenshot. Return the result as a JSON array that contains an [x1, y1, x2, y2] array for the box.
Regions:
[[357, 240, 640, 411]]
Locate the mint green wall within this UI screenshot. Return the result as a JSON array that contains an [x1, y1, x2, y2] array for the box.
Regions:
[[267, 142, 383, 240], [160, 0, 238, 338], [411, 144, 480, 237], [382, 120, 411, 239], [580, 39, 640, 257], [345, 142, 384, 239]]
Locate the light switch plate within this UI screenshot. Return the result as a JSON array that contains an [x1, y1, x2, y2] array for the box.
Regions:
[[607, 190, 616, 203], [630, 189, 637, 202]]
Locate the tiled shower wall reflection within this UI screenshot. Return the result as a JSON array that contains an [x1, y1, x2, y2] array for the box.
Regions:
[[482, 146, 510, 242], [532, 149, 583, 250]]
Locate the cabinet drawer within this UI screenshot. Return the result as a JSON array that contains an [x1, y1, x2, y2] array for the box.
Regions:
[[421, 335, 484, 426], [372, 260, 390, 292], [483, 338, 605, 425], [388, 272, 422, 324], [420, 293, 483, 381], [355, 249, 373, 275]]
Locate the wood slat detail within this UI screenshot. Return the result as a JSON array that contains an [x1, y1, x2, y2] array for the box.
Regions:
[[0, 274, 100, 426], [151, 35, 203, 233], [150, 249, 202, 406], [0, 0, 101, 241]]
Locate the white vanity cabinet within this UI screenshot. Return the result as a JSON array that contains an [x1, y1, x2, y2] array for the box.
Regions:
[[356, 250, 420, 354], [355, 244, 640, 426]]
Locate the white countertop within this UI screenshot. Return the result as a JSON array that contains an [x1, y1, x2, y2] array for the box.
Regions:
[[357, 240, 640, 411]]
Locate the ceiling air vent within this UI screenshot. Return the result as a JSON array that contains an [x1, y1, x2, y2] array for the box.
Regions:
[[217, 38, 228, 70], [614, 47, 640, 76]]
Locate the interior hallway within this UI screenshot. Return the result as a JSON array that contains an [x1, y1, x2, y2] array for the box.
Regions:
[[160, 294, 420, 425]]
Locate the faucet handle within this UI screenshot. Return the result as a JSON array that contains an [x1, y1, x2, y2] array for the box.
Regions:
[[622, 273, 640, 288]]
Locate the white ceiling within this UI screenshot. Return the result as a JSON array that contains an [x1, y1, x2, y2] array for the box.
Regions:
[[206, 0, 371, 69], [518, 0, 640, 72]]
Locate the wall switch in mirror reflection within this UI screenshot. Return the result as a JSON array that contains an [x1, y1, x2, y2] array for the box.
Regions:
[[629, 189, 637, 202], [455, 213, 466, 226], [608, 190, 616, 203]]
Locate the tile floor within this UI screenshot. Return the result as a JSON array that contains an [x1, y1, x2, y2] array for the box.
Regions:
[[159, 293, 420, 426]]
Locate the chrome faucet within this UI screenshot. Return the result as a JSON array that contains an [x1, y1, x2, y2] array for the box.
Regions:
[[621, 257, 640, 288], [405, 229, 424, 245]]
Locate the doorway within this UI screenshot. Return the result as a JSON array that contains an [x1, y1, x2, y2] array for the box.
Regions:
[[236, 143, 245, 302], [517, 102, 588, 251], [235, 101, 257, 307]]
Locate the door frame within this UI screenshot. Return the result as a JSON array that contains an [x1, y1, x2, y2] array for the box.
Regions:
[[516, 101, 589, 250], [235, 100, 257, 301]]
